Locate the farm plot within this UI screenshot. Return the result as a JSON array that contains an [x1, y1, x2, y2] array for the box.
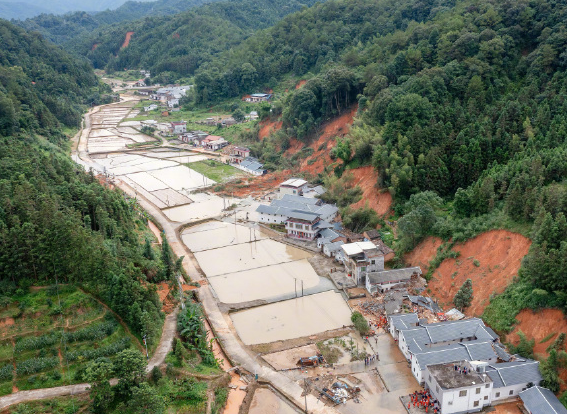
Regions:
[[181, 221, 268, 252], [230, 291, 352, 345], [162, 193, 229, 222], [0, 286, 134, 396]]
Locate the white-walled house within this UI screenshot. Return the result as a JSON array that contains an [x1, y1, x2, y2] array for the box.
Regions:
[[279, 178, 308, 196], [388, 313, 419, 340], [365, 267, 422, 293], [486, 359, 543, 402], [256, 195, 338, 224], [520, 386, 567, 414], [425, 360, 494, 414]]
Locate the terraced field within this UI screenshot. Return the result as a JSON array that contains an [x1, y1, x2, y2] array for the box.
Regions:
[[0, 286, 135, 396]]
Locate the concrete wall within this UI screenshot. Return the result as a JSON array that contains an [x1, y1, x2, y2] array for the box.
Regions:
[[258, 212, 287, 224], [492, 384, 529, 402]]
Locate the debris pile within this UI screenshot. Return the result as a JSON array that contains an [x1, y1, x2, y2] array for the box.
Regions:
[[304, 374, 362, 405]]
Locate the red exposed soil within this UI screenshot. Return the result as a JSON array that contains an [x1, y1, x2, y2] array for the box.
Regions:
[[509, 308, 567, 391], [214, 170, 293, 198], [121, 31, 134, 49], [258, 119, 282, 140], [91, 43, 99, 51], [0, 318, 14, 328], [148, 220, 162, 244], [405, 237, 443, 272], [428, 230, 531, 316], [295, 80, 307, 89], [284, 106, 358, 175], [509, 309, 567, 356], [349, 166, 393, 217], [157, 282, 175, 314]]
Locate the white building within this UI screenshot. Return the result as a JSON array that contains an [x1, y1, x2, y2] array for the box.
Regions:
[[425, 360, 494, 413], [279, 178, 309, 196], [388, 313, 419, 340], [170, 121, 187, 134], [236, 157, 266, 176], [144, 103, 158, 112], [485, 359, 543, 402], [339, 241, 385, 285]]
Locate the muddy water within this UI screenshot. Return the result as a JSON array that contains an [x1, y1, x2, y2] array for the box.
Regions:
[[194, 239, 312, 277], [230, 291, 352, 345], [149, 165, 215, 191], [182, 221, 267, 252], [162, 194, 229, 222], [208, 259, 331, 304], [249, 388, 300, 414]]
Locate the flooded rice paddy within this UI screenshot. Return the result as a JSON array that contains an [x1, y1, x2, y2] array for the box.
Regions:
[[182, 221, 268, 252], [230, 291, 352, 345], [194, 238, 312, 277]]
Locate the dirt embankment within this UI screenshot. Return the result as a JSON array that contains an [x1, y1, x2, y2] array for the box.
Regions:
[[427, 230, 531, 316], [92, 43, 100, 51], [404, 237, 443, 272], [509, 308, 567, 391], [258, 119, 282, 140], [284, 106, 358, 175], [215, 170, 292, 198], [295, 80, 307, 89], [348, 166, 392, 216], [121, 31, 134, 49]]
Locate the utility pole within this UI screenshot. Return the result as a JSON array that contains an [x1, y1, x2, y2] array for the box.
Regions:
[[143, 335, 149, 359], [294, 278, 297, 298], [304, 377, 309, 413]]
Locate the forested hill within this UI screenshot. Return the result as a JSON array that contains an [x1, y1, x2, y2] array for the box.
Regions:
[[0, 19, 166, 346], [15, 0, 220, 45], [62, 0, 328, 80], [0, 19, 108, 143]]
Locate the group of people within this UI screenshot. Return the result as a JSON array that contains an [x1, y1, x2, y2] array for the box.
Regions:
[[364, 353, 379, 366], [454, 363, 469, 375], [407, 389, 440, 413]]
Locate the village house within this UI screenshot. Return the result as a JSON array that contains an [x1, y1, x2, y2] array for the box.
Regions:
[[485, 359, 543, 402], [170, 121, 187, 134], [237, 157, 266, 176], [256, 194, 338, 225], [284, 211, 327, 241], [425, 360, 494, 413], [249, 111, 259, 120], [203, 136, 228, 151], [205, 117, 216, 126], [229, 146, 251, 164], [243, 93, 272, 103], [134, 79, 146, 87], [141, 119, 158, 128], [396, 318, 499, 360], [221, 117, 237, 127], [410, 341, 499, 384], [339, 241, 386, 285], [302, 185, 327, 198], [279, 178, 309, 196], [365, 267, 422, 293], [138, 89, 153, 96], [520, 386, 567, 414], [388, 313, 420, 340], [144, 103, 158, 112]]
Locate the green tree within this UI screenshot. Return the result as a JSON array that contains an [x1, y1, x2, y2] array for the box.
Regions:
[[84, 358, 114, 413], [453, 279, 473, 310], [351, 311, 369, 335], [232, 108, 245, 122], [113, 349, 146, 396], [128, 382, 166, 414]]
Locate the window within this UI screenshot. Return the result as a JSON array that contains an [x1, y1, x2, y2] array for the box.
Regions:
[[476, 388, 481, 394], [509, 390, 514, 396], [448, 401, 453, 406], [459, 390, 467, 397], [361, 267, 366, 271], [485, 384, 490, 389], [473, 401, 479, 407], [495, 392, 500, 398], [484, 396, 488, 400], [371, 260, 375, 265], [436, 385, 439, 393]]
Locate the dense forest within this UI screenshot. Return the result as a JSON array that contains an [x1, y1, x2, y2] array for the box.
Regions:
[[15, 0, 220, 45], [0, 19, 172, 347], [32, 0, 329, 83]]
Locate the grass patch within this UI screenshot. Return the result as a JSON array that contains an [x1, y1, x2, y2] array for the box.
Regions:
[[317, 340, 343, 364], [540, 332, 557, 344], [3, 394, 90, 413], [0, 381, 12, 396], [187, 160, 242, 183]]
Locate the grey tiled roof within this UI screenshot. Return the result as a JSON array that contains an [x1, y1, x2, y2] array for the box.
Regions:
[[319, 228, 342, 240], [493, 343, 512, 362], [280, 194, 321, 205], [367, 267, 422, 285], [414, 346, 470, 370], [324, 241, 344, 253], [424, 318, 498, 343], [520, 386, 567, 414], [458, 341, 498, 361], [413, 341, 497, 370], [486, 359, 542, 388], [389, 313, 419, 330], [257, 195, 338, 219]]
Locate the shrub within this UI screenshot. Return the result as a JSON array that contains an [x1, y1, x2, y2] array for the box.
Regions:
[[65, 337, 131, 362], [15, 334, 59, 352], [473, 259, 480, 267], [0, 364, 13, 381], [16, 357, 59, 376], [351, 311, 369, 335], [151, 366, 162, 383]]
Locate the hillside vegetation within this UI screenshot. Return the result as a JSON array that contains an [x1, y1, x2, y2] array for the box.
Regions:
[[16, 0, 220, 45]]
